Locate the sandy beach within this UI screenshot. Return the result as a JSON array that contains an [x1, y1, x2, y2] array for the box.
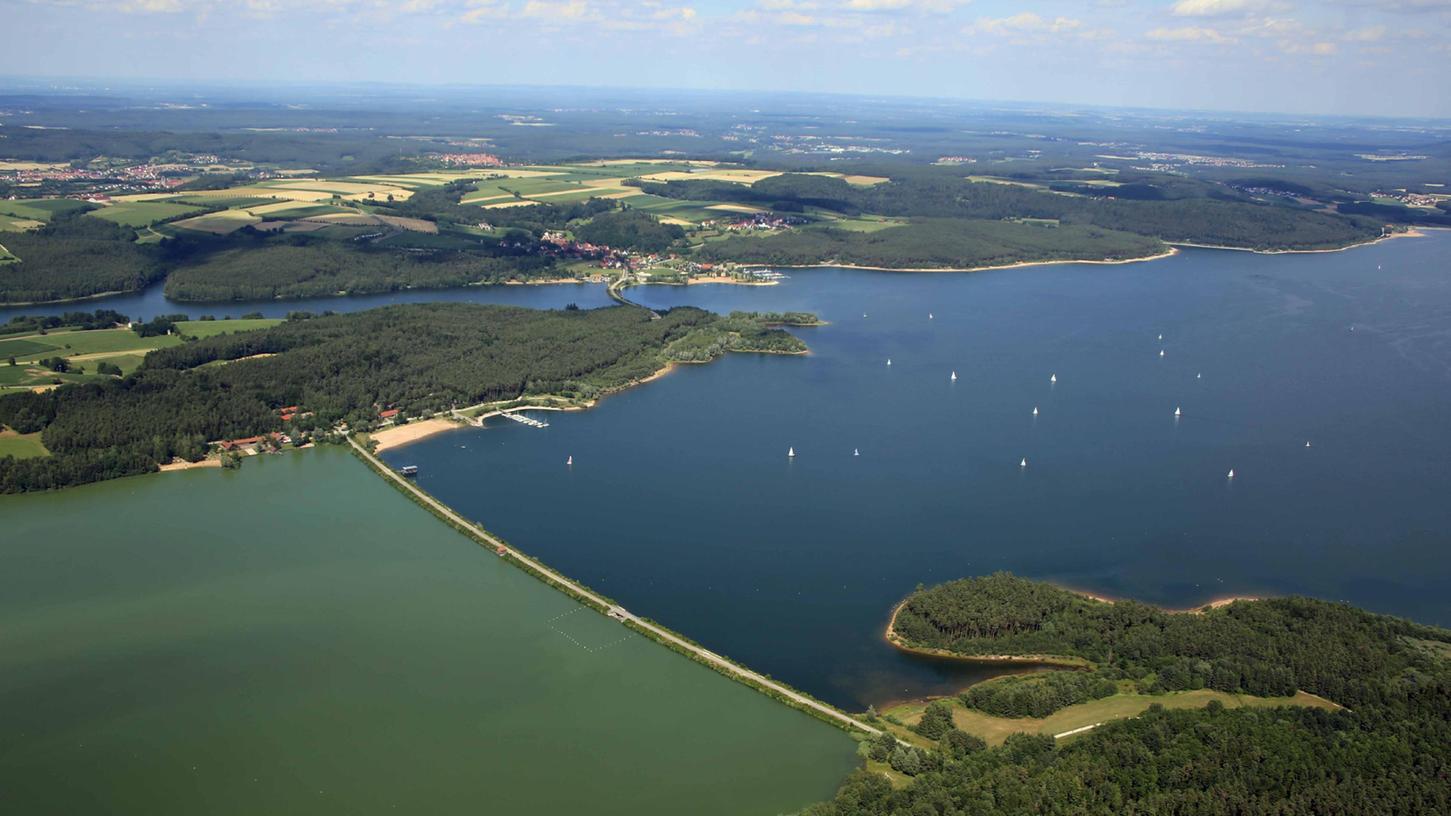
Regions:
[[371, 417, 464, 452]]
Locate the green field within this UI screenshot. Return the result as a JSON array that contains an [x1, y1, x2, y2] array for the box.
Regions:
[[88, 200, 205, 227], [0, 213, 43, 233], [0, 429, 49, 459], [885, 688, 1339, 747], [0, 198, 93, 222], [175, 318, 284, 339], [0, 337, 59, 358], [10, 327, 180, 358]]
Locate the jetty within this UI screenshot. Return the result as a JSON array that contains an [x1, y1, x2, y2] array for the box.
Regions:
[[501, 412, 550, 429]]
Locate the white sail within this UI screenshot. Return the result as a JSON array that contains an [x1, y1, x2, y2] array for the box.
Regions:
[[1050, 373, 1057, 384], [1032, 406, 1039, 416], [566, 455, 573, 466], [1020, 457, 1028, 468], [1174, 406, 1182, 417], [950, 371, 957, 381], [854, 448, 860, 457], [788, 447, 795, 458], [1227, 468, 1235, 479]]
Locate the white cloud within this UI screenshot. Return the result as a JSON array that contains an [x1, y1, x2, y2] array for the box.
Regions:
[[965, 12, 1083, 35], [1171, 0, 1289, 16], [1146, 25, 1233, 42]]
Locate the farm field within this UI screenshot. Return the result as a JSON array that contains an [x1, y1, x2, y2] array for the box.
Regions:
[[88, 200, 206, 227], [0, 428, 48, 459], [174, 318, 284, 338], [884, 689, 1339, 747]]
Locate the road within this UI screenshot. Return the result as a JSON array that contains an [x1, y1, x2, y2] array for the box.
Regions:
[[349, 435, 880, 736]]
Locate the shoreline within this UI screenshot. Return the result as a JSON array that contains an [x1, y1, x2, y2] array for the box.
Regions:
[[1168, 227, 1425, 256], [743, 246, 1180, 275]]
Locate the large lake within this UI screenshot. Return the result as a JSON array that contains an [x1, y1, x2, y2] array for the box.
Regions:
[[382, 233, 1451, 710], [0, 449, 856, 815]]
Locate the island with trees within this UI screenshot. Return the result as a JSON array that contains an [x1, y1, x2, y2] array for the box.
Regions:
[[797, 573, 1451, 814]]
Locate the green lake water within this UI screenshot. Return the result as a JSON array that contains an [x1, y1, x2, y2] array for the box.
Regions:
[[0, 448, 856, 815]]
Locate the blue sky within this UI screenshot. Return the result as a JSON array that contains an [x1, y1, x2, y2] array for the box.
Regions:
[[5, 0, 1449, 117]]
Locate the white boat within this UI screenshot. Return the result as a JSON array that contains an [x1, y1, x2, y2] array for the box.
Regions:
[[1158, 333, 1163, 341], [1020, 457, 1028, 468], [854, 448, 860, 457], [1159, 349, 1165, 358], [1227, 468, 1235, 479], [566, 455, 573, 466], [929, 313, 934, 320], [788, 447, 795, 458], [1174, 406, 1182, 418], [1197, 372, 1202, 379], [950, 371, 957, 381], [886, 358, 892, 366], [1050, 373, 1057, 384], [1032, 406, 1039, 416], [1305, 441, 1312, 448]]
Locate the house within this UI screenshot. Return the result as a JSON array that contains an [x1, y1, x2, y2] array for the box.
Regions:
[[378, 408, 400, 421]]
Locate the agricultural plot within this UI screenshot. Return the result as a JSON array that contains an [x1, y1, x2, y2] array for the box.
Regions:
[[88, 200, 206, 227], [170, 210, 262, 235], [0, 213, 44, 232], [0, 198, 93, 222], [175, 318, 284, 339], [0, 429, 49, 459]]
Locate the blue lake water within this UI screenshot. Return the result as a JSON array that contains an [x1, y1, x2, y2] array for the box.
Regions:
[[0, 281, 613, 323], [382, 233, 1451, 710]]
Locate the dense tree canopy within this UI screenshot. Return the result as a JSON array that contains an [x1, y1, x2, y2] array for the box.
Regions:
[[0, 213, 163, 304]]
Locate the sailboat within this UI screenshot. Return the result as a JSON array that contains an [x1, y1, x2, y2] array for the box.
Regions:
[[566, 455, 573, 466], [886, 358, 892, 366], [788, 447, 795, 458], [1305, 441, 1312, 448], [1197, 372, 1202, 379], [1050, 373, 1057, 384], [950, 371, 957, 382], [1032, 406, 1039, 416], [854, 448, 860, 457], [1227, 468, 1236, 479], [929, 313, 934, 320], [1174, 406, 1182, 418], [1020, 457, 1028, 468], [1159, 349, 1165, 358], [1158, 333, 1163, 341]]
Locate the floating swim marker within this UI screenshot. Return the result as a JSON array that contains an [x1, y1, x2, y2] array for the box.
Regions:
[[1227, 468, 1235, 480], [950, 371, 957, 382], [1020, 457, 1028, 468], [1050, 373, 1057, 384], [788, 446, 795, 458], [1032, 406, 1039, 416]]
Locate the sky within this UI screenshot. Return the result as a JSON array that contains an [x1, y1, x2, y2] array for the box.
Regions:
[[4, 0, 1450, 117]]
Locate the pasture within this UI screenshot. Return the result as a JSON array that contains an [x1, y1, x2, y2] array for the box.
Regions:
[[88, 200, 205, 227], [0, 428, 49, 459], [175, 318, 284, 339]]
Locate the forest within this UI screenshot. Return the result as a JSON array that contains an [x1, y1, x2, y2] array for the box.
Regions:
[[0, 213, 164, 304], [643, 172, 1385, 252], [696, 219, 1164, 269], [0, 304, 806, 492], [799, 573, 1451, 815], [161, 238, 559, 301]]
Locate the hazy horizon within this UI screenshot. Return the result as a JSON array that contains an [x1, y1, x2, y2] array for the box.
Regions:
[[3, 0, 1449, 119]]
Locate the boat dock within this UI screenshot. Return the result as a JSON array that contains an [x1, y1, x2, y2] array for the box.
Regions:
[[501, 412, 550, 429]]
